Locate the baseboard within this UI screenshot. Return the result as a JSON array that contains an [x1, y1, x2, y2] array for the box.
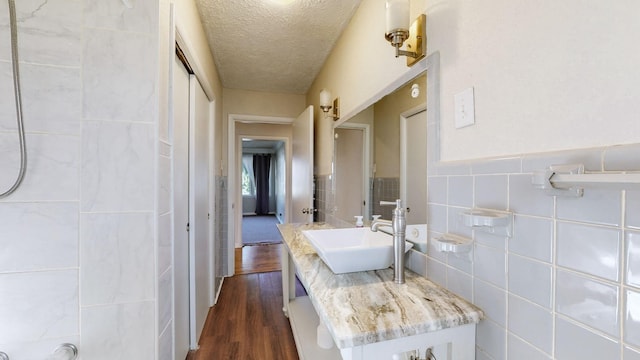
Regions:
[[213, 277, 225, 304]]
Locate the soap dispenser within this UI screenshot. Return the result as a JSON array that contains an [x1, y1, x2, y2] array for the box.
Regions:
[[354, 216, 364, 227]]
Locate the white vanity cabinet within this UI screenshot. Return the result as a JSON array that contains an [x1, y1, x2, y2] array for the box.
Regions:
[[278, 223, 484, 360]]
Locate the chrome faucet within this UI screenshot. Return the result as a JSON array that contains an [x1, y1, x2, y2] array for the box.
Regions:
[[371, 199, 407, 284]]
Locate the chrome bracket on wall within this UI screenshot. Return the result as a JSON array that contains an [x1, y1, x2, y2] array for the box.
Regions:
[[532, 164, 585, 197]]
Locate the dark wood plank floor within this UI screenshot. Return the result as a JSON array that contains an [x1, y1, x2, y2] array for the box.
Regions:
[[188, 243, 303, 360], [235, 243, 284, 275]]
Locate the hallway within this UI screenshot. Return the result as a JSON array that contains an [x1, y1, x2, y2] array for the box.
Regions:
[[188, 244, 304, 359]]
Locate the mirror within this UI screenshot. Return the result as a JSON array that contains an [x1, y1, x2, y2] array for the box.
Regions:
[[332, 72, 428, 252]]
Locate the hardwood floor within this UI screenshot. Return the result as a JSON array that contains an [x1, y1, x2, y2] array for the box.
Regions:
[[235, 243, 284, 275], [188, 243, 304, 360]]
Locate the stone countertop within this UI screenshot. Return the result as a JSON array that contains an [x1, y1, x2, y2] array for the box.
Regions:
[[277, 222, 484, 349]]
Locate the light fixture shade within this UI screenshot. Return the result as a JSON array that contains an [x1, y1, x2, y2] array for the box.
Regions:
[[319, 89, 332, 108], [386, 0, 410, 33]]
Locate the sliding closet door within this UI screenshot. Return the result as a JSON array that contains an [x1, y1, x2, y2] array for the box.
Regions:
[[189, 75, 212, 346], [174, 57, 214, 355], [173, 54, 191, 359]]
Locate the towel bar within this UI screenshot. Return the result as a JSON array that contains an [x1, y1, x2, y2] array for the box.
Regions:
[[532, 164, 640, 197]]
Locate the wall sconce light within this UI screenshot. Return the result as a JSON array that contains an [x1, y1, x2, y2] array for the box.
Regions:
[[319, 89, 340, 121], [385, 0, 426, 67]]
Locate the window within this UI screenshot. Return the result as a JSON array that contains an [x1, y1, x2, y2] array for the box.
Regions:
[[241, 163, 255, 196]]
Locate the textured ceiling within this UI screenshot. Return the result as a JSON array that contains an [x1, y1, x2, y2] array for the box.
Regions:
[[195, 0, 362, 94]]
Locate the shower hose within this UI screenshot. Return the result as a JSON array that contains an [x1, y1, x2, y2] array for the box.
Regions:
[[0, 0, 27, 199]]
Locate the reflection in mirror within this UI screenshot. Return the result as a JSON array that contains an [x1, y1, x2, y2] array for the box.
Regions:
[[333, 109, 372, 224], [332, 72, 427, 252]]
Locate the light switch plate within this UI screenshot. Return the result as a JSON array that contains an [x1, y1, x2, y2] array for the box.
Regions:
[[454, 87, 475, 129]]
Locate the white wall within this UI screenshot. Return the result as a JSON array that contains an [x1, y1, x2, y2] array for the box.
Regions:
[[428, 0, 640, 161], [222, 88, 305, 176], [0, 0, 159, 358]]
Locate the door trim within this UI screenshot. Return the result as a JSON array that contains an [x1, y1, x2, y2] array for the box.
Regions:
[[333, 122, 371, 221], [400, 105, 427, 210], [227, 114, 294, 276]]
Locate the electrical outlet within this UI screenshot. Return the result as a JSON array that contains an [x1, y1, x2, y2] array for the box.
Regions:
[[454, 87, 475, 129]]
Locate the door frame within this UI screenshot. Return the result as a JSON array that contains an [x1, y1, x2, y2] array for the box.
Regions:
[[227, 115, 293, 276], [333, 122, 371, 221], [400, 104, 427, 212]]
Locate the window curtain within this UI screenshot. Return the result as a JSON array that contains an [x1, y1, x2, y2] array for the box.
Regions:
[[253, 154, 271, 215]]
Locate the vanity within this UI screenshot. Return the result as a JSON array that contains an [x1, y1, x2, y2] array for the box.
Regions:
[[278, 223, 484, 360]]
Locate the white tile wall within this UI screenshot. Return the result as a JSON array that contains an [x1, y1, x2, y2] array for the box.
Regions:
[[476, 319, 506, 360], [427, 204, 447, 233], [475, 175, 508, 210], [556, 269, 619, 337], [475, 230, 507, 250], [159, 322, 174, 360], [81, 121, 155, 212], [0, 0, 82, 66], [81, 301, 155, 360], [507, 334, 551, 360], [0, 270, 78, 344], [447, 175, 473, 207], [427, 144, 640, 359], [508, 174, 553, 217], [0, 63, 81, 135], [427, 176, 447, 204], [0, 0, 161, 359], [508, 295, 553, 355], [80, 212, 155, 305], [0, 202, 78, 272], [448, 207, 473, 239], [627, 191, 640, 230], [626, 346, 640, 360], [603, 144, 640, 171], [627, 231, 640, 288], [557, 222, 621, 281], [0, 134, 80, 201], [474, 244, 506, 289], [447, 267, 472, 301], [554, 317, 619, 359], [84, 0, 158, 33], [508, 254, 552, 308], [158, 268, 173, 334], [82, 28, 157, 123], [510, 215, 553, 262], [626, 289, 640, 348], [557, 188, 622, 226], [474, 278, 507, 326]]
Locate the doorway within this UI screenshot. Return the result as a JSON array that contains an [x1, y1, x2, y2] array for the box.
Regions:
[[227, 107, 314, 275], [240, 139, 285, 246]]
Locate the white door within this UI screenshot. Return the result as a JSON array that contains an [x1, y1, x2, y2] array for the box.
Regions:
[[334, 127, 365, 221], [173, 54, 191, 359], [402, 109, 428, 224], [291, 106, 314, 223], [189, 75, 211, 348]]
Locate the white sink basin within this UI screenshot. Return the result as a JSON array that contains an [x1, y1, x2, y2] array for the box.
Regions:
[[301, 227, 413, 274]]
